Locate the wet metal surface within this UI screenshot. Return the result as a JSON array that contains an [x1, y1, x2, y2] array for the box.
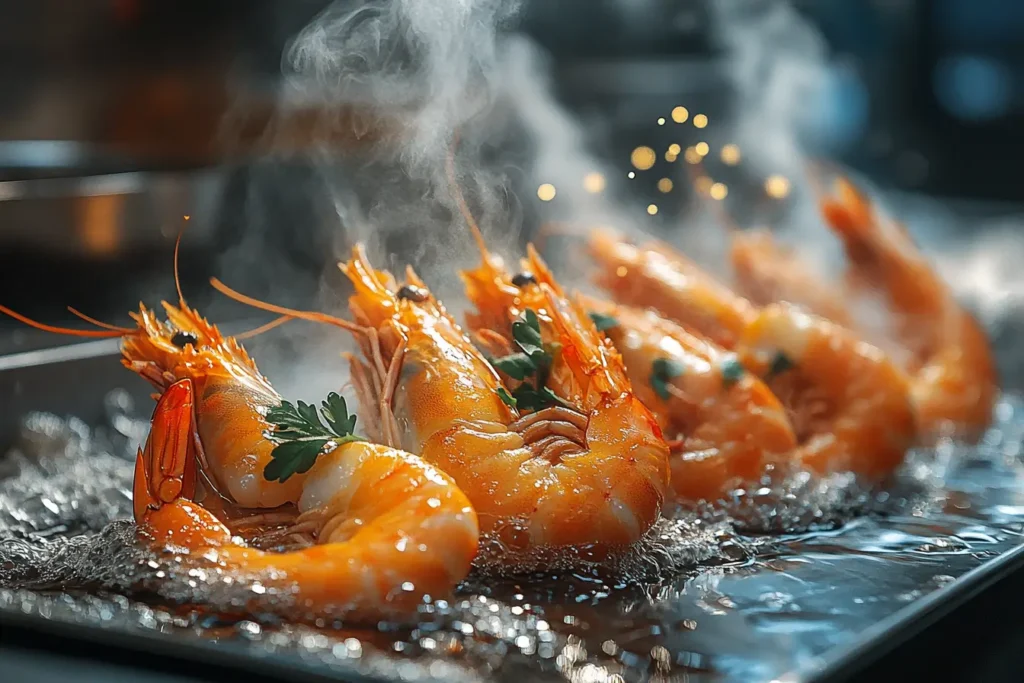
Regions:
[[1, 384, 1023, 682]]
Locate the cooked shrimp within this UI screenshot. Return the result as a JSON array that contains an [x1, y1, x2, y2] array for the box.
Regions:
[[576, 296, 798, 502], [587, 230, 917, 480], [1, 267, 478, 617], [729, 228, 853, 328], [135, 379, 478, 619], [817, 176, 997, 439], [213, 244, 670, 564]]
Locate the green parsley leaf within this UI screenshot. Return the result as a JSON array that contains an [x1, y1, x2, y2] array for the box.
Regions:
[[650, 357, 685, 401], [263, 393, 365, 483], [720, 356, 746, 386], [589, 311, 619, 332], [767, 351, 795, 378], [491, 352, 536, 381], [496, 387, 518, 407]]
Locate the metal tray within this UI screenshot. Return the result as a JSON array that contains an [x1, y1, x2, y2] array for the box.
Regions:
[[2, 339, 1024, 683]]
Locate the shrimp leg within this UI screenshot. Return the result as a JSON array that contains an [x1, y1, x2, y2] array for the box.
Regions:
[[134, 379, 480, 620]]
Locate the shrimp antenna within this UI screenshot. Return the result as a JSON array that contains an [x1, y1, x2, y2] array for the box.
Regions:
[[446, 129, 491, 262], [173, 227, 186, 306], [235, 315, 294, 341], [0, 304, 125, 338], [209, 278, 363, 334], [66, 307, 134, 333]]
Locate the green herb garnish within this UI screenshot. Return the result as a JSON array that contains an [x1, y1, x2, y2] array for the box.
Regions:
[[720, 356, 746, 386], [263, 393, 365, 483], [767, 351, 795, 378], [490, 309, 568, 412], [651, 357, 685, 401], [589, 311, 619, 332]]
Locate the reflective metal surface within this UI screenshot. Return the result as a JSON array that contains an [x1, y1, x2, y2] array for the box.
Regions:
[[0, 339, 1022, 683]]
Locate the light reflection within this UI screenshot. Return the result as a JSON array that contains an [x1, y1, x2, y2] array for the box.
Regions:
[[657, 178, 674, 193], [647, 204, 659, 216], [631, 146, 656, 171], [721, 144, 741, 165], [583, 172, 606, 194], [684, 146, 702, 164], [657, 117, 666, 126], [695, 142, 710, 157], [709, 182, 728, 200], [693, 114, 708, 128], [765, 174, 791, 198], [671, 106, 689, 123]]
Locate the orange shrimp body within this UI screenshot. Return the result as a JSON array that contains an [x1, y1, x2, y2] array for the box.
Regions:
[[120, 302, 307, 509], [587, 231, 917, 482], [819, 177, 998, 440], [577, 296, 798, 502], [588, 229, 755, 349], [336, 244, 669, 562], [135, 379, 478, 620]]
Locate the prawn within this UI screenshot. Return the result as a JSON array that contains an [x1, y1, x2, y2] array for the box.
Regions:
[[0, 254, 478, 618], [577, 296, 798, 503], [816, 176, 997, 440], [458, 224, 795, 502], [587, 230, 918, 481], [213, 244, 671, 565], [135, 379, 478, 620]]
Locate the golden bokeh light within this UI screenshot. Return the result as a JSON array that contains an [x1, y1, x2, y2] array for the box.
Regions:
[[665, 152, 678, 162], [647, 204, 659, 216], [668, 143, 682, 156], [693, 114, 708, 128], [694, 176, 713, 194], [537, 183, 556, 201], [709, 182, 728, 200], [630, 146, 657, 171], [657, 178, 674, 193], [671, 106, 689, 123], [695, 142, 710, 157], [720, 144, 741, 165], [657, 117, 666, 126], [583, 172, 606, 194], [684, 146, 702, 164], [764, 174, 791, 199], [627, 171, 636, 179]]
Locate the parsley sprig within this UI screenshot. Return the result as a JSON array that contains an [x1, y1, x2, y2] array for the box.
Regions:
[[650, 357, 684, 400], [491, 309, 570, 412], [263, 393, 365, 483]]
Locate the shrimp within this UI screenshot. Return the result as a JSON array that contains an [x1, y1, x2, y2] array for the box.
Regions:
[[135, 379, 478, 620], [576, 296, 798, 502], [213, 244, 670, 565], [458, 229, 794, 502], [1, 257, 478, 618], [816, 176, 997, 439], [587, 230, 917, 481]]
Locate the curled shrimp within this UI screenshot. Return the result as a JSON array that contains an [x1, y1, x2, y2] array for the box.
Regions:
[[214, 244, 670, 566], [458, 226, 794, 502], [576, 296, 798, 503], [587, 230, 917, 481], [135, 379, 478, 620], [815, 176, 998, 440], [1, 256, 478, 619]]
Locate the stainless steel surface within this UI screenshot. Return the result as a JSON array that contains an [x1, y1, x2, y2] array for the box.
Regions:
[[0, 141, 223, 256], [1, 340, 1023, 682]]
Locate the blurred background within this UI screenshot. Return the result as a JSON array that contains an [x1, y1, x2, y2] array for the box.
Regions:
[[0, 0, 1021, 354]]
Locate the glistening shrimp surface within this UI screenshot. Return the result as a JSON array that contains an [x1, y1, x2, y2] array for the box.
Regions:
[[3, 392, 1024, 682]]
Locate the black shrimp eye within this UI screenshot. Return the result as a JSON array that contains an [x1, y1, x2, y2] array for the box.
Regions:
[[171, 331, 198, 348], [511, 271, 537, 287], [396, 285, 430, 303]]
